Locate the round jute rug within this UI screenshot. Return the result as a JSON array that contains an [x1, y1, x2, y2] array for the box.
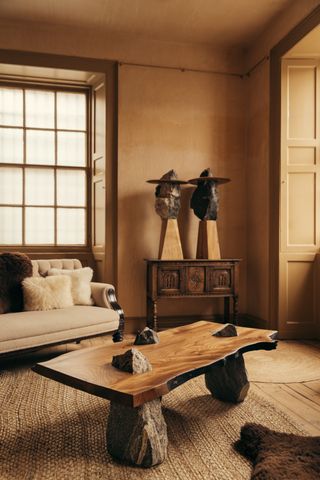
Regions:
[[0, 367, 304, 480], [245, 341, 320, 383]]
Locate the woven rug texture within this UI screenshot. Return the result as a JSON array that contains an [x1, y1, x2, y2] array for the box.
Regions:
[[0, 368, 305, 480]]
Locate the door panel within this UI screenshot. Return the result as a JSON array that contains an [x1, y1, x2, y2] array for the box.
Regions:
[[288, 146, 315, 165], [288, 65, 316, 139], [288, 172, 315, 246]]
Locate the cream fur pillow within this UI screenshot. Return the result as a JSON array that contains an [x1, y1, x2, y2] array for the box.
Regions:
[[47, 267, 93, 306], [23, 275, 73, 311]]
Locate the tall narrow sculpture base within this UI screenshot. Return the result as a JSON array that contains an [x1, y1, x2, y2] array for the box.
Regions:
[[158, 219, 183, 259], [196, 220, 221, 259]]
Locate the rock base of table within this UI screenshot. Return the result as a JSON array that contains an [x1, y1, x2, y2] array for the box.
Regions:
[[106, 398, 168, 467], [205, 352, 249, 403]]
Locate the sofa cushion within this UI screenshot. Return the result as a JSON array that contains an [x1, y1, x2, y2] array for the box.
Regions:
[[32, 259, 83, 277], [0, 306, 119, 354], [0, 252, 33, 314], [23, 276, 74, 311], [47, 267, 93, 305]]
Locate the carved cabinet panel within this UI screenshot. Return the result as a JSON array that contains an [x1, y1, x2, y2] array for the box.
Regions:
[[206, 268, 232, 293], [157, 267, 182, 295], [186, 267, 205, 293]]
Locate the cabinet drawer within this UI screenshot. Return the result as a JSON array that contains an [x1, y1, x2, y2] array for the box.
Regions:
[[157, 267, 183, 295], [206, 267, 233, 293]]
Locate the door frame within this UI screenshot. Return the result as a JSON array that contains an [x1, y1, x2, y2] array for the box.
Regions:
[[269, 5, 320, 330]]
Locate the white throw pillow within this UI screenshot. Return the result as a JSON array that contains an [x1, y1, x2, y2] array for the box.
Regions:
[[23, 275, 73, 311], [47, 267, 93, 306]]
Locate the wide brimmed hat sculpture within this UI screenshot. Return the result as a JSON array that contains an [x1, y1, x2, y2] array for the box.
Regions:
[[188, 168, 231, 259], [147, 170, 187, 259]]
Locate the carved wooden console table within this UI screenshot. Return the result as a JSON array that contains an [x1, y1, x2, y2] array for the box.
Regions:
[[145, 259, 240, 330]]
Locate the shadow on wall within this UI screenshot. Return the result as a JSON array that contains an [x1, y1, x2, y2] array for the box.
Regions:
[[118, 191, 155, 315], [179, 186, 197, 259]]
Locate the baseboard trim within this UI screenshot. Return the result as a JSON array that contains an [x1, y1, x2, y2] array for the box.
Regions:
[[125, 314, 267, 333]]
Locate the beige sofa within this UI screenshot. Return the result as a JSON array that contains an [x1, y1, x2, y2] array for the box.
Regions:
[[0, 259, 124, 359]]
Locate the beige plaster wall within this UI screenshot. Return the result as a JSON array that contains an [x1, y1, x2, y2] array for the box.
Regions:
[[0, 20, 243, 73], [118, 65, 246, 317], [0, 20, 246, 319], [245, 0, 320, 322]]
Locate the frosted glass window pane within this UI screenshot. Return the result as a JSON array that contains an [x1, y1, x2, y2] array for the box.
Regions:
[[0, 88, 23, 126], [0, 167, 22, 204], [25, 169, 54, 205], [57, 132, 86, 166], [57, 92, 86, 130], [25, 207, 54, 244], [57, 170, 85, 206], [0, 207, 22, 244], [26, 130, 55, 165], [25, 90, 54, 128], [0, 128, 23, 164], [57, 209, 85, 244]]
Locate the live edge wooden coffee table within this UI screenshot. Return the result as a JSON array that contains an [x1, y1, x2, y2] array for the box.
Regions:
[[33, 321, 277, 468]]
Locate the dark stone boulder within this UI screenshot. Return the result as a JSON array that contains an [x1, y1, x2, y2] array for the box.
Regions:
[[212, 323, 238, 337], [112, 348, 152, 374], [134, 327, 160, 345]]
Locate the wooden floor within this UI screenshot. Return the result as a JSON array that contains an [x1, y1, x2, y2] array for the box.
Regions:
[[251, 340, 320, 436]]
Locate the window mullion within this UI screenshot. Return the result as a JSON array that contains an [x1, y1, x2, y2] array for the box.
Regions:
[[22, 88, 26, 246], [54, 91, 57, 246]]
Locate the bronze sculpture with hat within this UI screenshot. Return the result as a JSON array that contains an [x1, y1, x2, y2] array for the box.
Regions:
[[188, 168, 230, 259], [147, 170, 187, 259]]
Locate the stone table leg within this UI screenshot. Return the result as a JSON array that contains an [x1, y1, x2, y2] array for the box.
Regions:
[[106, 398, 168, 467], [205, 352, 250, 403]]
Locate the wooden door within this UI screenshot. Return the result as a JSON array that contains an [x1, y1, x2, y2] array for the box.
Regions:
[[279, 58, 320, 338], [90, 75, 107, 281]]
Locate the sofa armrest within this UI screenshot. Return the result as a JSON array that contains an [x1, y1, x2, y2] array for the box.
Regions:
[[90, 282, 125, 342], [90, 282, 114, 308]]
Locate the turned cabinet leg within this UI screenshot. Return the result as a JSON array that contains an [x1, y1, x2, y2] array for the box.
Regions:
[[146, 297, 152, 329], [106, 398, 168, 467], [233, 295, 239, 325], [224, 297, 230, 323], [147, 297, 158, 331], [205, 352, 250, 403], [153, 301, 158, 332]]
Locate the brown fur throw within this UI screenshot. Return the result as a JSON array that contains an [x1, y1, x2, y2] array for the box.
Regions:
[[0, 253, 33, 314], [235, 423, 320, 479]]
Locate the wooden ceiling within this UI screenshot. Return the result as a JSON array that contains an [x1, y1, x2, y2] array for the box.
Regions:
[[0, 0, 294, 48]]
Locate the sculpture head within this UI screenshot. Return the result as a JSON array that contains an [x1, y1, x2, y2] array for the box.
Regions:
[[190, 168, 220, 221], [154, 170, 182, 219]]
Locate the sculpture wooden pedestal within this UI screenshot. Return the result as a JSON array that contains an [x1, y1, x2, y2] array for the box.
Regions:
[[196, 220, 221, 259], [158, 218, 183, 259]]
